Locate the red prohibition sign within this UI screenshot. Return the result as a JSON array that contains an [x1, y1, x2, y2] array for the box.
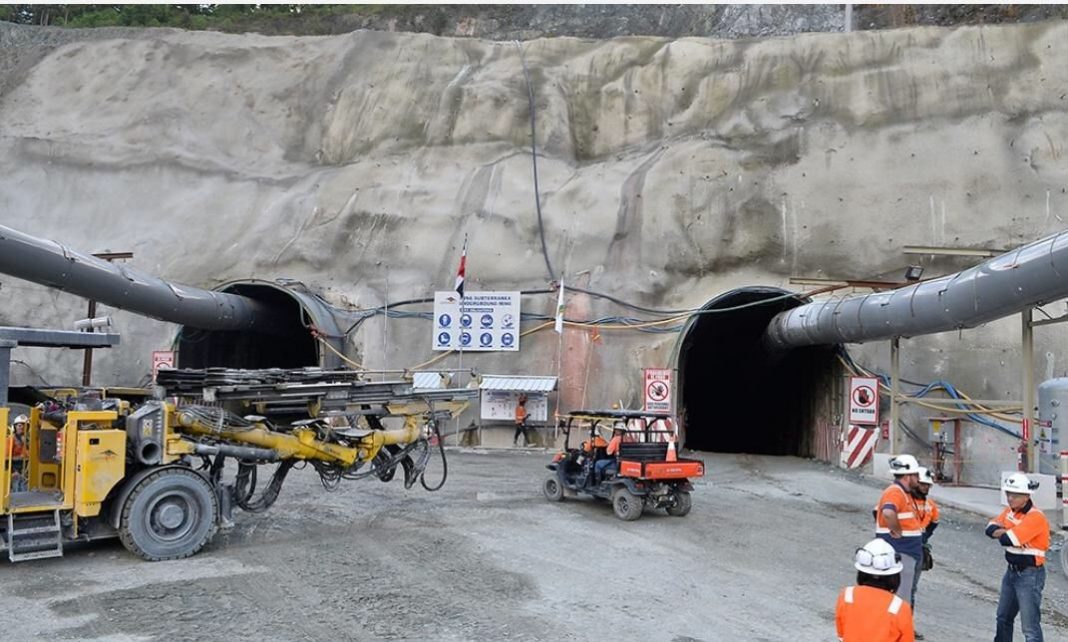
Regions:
[[852, 385, 875, 407], [647, 380, 669, 401]]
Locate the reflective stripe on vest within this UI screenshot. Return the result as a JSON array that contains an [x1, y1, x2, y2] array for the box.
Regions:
[[875, 527, 924, 537], [844, 586, 854, 604], [888, 596, 904, 615], [1007, 546, 1046, 558]]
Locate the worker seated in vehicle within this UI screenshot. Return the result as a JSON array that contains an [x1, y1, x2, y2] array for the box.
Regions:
[[581, 429, 608, 455], [593, 425, 625, 480], [8, 414, 28, 492]]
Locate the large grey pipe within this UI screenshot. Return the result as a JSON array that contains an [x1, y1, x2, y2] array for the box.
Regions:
[[765, 229, 1068, 349], [0, 224, 282, 333]]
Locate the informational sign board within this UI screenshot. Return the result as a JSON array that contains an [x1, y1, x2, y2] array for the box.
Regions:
[[643, 368, 674, 413], [152, 350, 176, 378], [433, 291, 521, 352], [848, 376, 880, 426], [480, 391, 549, 422]]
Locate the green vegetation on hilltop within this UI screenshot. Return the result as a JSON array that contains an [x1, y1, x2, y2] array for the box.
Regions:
[[0, 4, 391, 32]]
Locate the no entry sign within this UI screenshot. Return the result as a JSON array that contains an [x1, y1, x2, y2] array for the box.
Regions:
[[848, 376, 880, 425], [643, 368, 673, 413]]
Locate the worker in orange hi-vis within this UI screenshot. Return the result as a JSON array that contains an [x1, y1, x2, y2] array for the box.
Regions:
[[874, 454, 924, 610], [594, 424, 625, 480], [513, 395, 530, 447], [836, 538, 915, 642], [986, 472, 1049, 642], [909, 467, 940, 640]]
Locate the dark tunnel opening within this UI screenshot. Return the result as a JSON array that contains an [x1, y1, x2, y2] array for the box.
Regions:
[[176, 283, 320, 369], [677, 287, 838, 457]]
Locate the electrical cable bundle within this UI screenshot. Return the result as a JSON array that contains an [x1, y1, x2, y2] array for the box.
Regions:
[[180, 405, 255, 433]]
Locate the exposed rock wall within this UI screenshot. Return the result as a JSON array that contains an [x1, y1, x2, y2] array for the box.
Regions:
[[2, 21, 1068, 478]]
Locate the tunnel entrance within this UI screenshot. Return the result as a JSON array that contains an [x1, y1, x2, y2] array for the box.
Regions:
[[677, 287, 838, 457], [176, 283, 322, 369]]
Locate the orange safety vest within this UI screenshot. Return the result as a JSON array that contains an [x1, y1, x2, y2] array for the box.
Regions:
[[875, 483, 923, 537], [606, 434, 622, 456], [836, 585, 915, 642], [988, 503, 1050, 567], [5, 435, 25, 459], [582, 436, 608, 453], [916, 497, 939, 532], [515, 405, 528, 425]]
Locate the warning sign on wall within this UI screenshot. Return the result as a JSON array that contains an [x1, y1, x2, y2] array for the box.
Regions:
[[152, 350, 175, 380], [643, 368, 673, 413], [848, 376, 880, 426]]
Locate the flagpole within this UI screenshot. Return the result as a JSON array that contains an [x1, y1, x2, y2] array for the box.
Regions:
[[455, 233, 468, 446], [554, 279, 564, 447]]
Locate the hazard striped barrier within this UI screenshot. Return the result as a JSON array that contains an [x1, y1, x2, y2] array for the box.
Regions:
[[841, 425, 879, 469]]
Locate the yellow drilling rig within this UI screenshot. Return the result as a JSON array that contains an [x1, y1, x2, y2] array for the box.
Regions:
[[0, 223, 476, 562], [1, 328, 473, 562]]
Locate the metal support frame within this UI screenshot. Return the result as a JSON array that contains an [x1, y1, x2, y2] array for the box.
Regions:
[[82, 250, 133, 387], [0, 328, 119, 406], [0, 327, 119, 348], [0, 340, 16, 407], [1022, 308, 1036, 473], [890, 337, 900, 455]]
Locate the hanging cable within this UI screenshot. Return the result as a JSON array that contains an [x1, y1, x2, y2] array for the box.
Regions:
[[514, 40, 555, 283], [836, 347, 1021, 439], [421, 418, 448, 492]]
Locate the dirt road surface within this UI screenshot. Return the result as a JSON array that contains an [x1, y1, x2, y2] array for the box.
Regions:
[[1, 451, 1066, 641]]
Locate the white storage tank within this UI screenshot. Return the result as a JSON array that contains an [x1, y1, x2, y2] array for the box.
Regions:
[[1036, 378, 1067, 475]]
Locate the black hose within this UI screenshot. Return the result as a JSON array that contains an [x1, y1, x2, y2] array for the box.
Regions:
[[234, 460, 295, 513], [515, 40, 555, 283], [420, 420, 448, 492]]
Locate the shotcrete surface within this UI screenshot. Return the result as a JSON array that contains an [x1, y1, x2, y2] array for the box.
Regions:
[[5, 21, 1068, 481], [0, 452, 1065, 641]]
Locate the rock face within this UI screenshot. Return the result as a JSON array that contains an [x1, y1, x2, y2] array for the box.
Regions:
[[1, 21, 1067, 478]]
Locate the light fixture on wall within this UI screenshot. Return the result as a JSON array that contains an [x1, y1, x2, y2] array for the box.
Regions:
[[904, 265, 924, 281]]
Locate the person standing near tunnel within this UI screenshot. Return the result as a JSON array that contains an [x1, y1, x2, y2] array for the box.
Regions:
[[909, 467, 939, 640], [986, 473, 1048, 642], [513, 394, 530, 447], [874, 455, 924, 614]]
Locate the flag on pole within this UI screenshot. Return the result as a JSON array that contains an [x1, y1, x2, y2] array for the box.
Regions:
[[554, 280, 565, 333], [454, 235, 467, 299]]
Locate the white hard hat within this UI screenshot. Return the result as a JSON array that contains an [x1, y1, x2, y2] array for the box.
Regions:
[[889, 454, 921, 475], [917, 467, 935, 486], [854, 538, 903, 576], [13, 415, 28, 425], [1002, 472, 1038, 495]]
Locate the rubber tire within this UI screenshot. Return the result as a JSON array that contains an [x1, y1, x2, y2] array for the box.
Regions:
[[666, 491, 693, 517], [543, 476, 565, 502], [118, 467, 219, 561], [612, 487, 643, 521]]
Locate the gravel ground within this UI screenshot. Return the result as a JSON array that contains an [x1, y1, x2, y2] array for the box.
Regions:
[[1, 451, 1066, 641]]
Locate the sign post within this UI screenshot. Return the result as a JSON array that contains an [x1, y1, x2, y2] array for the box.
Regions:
[[848, 376, 880, 426], [643, 368, 673, 414]]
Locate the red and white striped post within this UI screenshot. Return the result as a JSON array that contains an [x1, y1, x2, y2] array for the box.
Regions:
[[1060, 450, 1067, 529]]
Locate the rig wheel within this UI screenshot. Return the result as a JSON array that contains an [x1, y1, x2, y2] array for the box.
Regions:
[[119, 467, 219, 561]]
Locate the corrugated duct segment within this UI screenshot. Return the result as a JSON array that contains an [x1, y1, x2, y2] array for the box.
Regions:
[[0, 224, 344, 369], [764, 230, 1068, 349]]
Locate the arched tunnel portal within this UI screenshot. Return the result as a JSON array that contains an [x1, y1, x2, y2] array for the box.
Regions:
[[176, 281, 344, 370], [676, 287, 840, 457]]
